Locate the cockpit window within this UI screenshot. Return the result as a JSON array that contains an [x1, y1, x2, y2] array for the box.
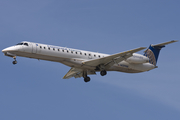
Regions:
[[24, 43, 28, 46], [16, 43, 23, 45]]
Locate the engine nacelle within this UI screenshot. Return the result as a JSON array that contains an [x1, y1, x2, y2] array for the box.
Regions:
[[126, 55, 149, 64]]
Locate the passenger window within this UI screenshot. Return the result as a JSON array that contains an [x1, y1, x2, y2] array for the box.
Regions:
[[53, 48, 55, 51], [44, 47, 46, 49], [40, 46, 42, 49], [62, 50, 64, 52], [76, 52, 77, 54], [84, 53, 86, 56], [80, 52, 82, 55], [67, 50, 69, 53], [58, 49, 60, 51], [94, 55, 96, 57], [98, 55, 100, 58], [48, 47, 50, 50], [89, 54, 91, 56], [71, 51, 73, 53]]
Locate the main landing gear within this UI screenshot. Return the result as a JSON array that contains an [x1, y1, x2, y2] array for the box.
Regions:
[[83, 70, 107, 83], [98, 65, 107, 76], [83, 71, 91, 83], [100, 70, 107, 76], [12, 56, 17, 65], [84, 76, 90, 83]]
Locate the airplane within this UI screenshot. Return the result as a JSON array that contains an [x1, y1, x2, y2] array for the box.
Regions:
[[2, 40, 178, 82]]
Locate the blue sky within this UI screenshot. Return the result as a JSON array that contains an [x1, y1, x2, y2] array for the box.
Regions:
[[0, 0, 180, 120]]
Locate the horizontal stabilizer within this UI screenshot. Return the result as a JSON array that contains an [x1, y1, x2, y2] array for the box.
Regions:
[[151, 40, 178, 47]]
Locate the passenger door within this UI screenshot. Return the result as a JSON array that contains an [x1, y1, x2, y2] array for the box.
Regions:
[[32, 43, 37, 54]]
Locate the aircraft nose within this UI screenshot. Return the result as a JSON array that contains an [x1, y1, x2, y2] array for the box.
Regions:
[[2, 49, 5, 52], [2, 46, 18, 53], [2, 48, 8, 53]]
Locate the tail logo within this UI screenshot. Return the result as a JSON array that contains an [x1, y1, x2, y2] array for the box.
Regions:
[[144, 49, 156, 66]]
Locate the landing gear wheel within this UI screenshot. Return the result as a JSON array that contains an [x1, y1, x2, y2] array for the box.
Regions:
[[12, 60, 17, 65], [100, 70, 107, 76], [12, 56, 17, 65], [84, 76, 90, 82]]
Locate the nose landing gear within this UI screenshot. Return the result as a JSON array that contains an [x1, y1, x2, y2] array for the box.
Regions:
[[13, 60, 17, 65], [12, 56, 17, 65]]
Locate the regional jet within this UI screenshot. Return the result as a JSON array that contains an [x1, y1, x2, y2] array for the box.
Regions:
[[2, 40, 178, 82]]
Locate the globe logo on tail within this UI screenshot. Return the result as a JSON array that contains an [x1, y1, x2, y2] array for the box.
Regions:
[[144, 49, 156, 66]]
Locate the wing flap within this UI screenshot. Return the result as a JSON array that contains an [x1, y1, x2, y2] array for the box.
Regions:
[[74, 70, 96, 78], [63, 68, 82, 79], [63, 68, 96, 79], [105, 53, 132, 69]]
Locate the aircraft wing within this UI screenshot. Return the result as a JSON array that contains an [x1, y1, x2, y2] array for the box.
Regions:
[[82, 47, 146, 68], [63, 67, 96, 79], [63, 47, 146, 79]]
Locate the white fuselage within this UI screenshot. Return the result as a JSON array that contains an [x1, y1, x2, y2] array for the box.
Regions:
[[2, 41, 155, 73]]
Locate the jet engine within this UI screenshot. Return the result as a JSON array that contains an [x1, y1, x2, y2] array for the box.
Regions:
[[126, 55, 149, 64]]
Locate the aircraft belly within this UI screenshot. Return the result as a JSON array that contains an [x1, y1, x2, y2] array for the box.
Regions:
[[129, 63, 155, 72], [108, 66, 143, 73], [61, 61, 95, 70], [108, 62, 155, 73]]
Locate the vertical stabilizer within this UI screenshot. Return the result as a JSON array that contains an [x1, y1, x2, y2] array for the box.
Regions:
[[144, 40, 178, 66]]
